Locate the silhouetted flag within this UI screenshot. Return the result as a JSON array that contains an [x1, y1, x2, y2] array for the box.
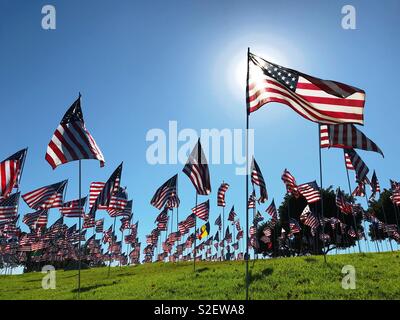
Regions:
[[370, 171, 381, 199], [150, 174, 178, 209], [0, 148, 27, 199], [182, 139, 211, 195], [298, 181, 321, 204], [217, 182, 229, 207], [228, 206, 237, 222], [320, 124, 383, 156], [345, 149, 369, 183], [214, 214, 222, 229], [0, 192, 20, 220], [247, 52, 365, 124], [22, 180, 67, 210], [60, 196, 86, 218], [45, 94, 105, 169], [251, 157, 268, 203], [89, 163, 122, 216], [95, 219, 104, 233], [336, 188, 353, 214], [265, 199, 278, 220], [192, 200, 209, 221]]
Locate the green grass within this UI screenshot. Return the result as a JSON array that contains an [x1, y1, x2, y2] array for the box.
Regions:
[[1, 251, 400, 300]]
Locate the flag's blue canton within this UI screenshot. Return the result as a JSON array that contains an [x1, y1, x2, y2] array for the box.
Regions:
[[253, 56, 299, 92]]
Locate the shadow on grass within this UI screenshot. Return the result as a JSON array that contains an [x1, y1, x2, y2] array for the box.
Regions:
[[249, 267, 273, 283], [196, 267, 209, 273], [71, 281, 118, 293]]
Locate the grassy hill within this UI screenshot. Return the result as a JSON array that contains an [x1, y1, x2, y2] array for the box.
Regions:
[[1, 251, 400, 300]]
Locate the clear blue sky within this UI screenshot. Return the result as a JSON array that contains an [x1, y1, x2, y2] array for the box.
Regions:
[[1, 0, 399, 256]]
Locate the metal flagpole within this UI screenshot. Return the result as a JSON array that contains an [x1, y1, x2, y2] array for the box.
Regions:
[[77, 160, 82, 298], [222, 206, 225, 261], [317, 125, 327, 263], [343, 152, 362, 253], [193, 193, 197, 272], [245, 47, 250, 300], [108, 217, 117, 277]]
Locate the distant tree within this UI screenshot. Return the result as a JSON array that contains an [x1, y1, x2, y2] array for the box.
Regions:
[[368, 189, 400, 241], [256, 187, 363, 257]]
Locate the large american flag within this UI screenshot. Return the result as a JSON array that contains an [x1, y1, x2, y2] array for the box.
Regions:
[[45, 95, 105, 169], [59, 196, 86, 218], [297, 181, 321, 204], [0, 148, 27, 199], [0, 192, 20, 221], [217, 182, 229, 207], [182, 139, 211, 195], [345, 149, 369, 183], [320, 124, 383, 156], [150, 174, 178, 210], [247, 52, 366, 124], [192, 200, 209, 221], [22, 180, 67, 210], [251, 157, 268, 203]]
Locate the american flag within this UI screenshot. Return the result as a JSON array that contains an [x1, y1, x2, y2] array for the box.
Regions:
[[224, 226, 232, 243], [23, 210, 48, 230], [370, 171, 380, 199], [102, 226, 113, 244], [83, 213, 95, 228], [178, 221, 188, 234], [150, 174, 178, 210], [45, 95, 105, 169], [345, 149, 369, 183], [253, 211, 264, 225], [89, 182, 108, 210], [192, 199, 209, 221], [217, 182, 229, 207], [155, 209, 169, 231], [265, 199, 278, 220], [297, 181, 321, 204], [247, 52, 365, 124], [182, 139, 211, 195], [289, 218, 301, 235], [0, 192, 20, 221], [320, 124, 383, 156], [214, 214, 222, 229], [344, 152, 355, 170], [0, 148, 27, 199], [120, 217, 131, 231], [336, 188, 353, 214], [352, 181, 366, 197], [95, 219, 104, 233], [184, 213, 196, 229], [251, 157, 268, 203], [59, 196, 86, 218], [166, 193, 180, 209], [89, 163, 122, 216], [248, 191, 256, 209], [281, 169, 299, 197], [348, 227, 357, 238], [228, 206, 237, 222], [107, 187, 129, 217], [22, 180, 67, 210], [303, 212, 320, 235]]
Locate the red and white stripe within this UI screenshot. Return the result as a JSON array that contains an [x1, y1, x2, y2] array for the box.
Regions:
[[22, 181, 66, 210], [191, 200, 209, 221]]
